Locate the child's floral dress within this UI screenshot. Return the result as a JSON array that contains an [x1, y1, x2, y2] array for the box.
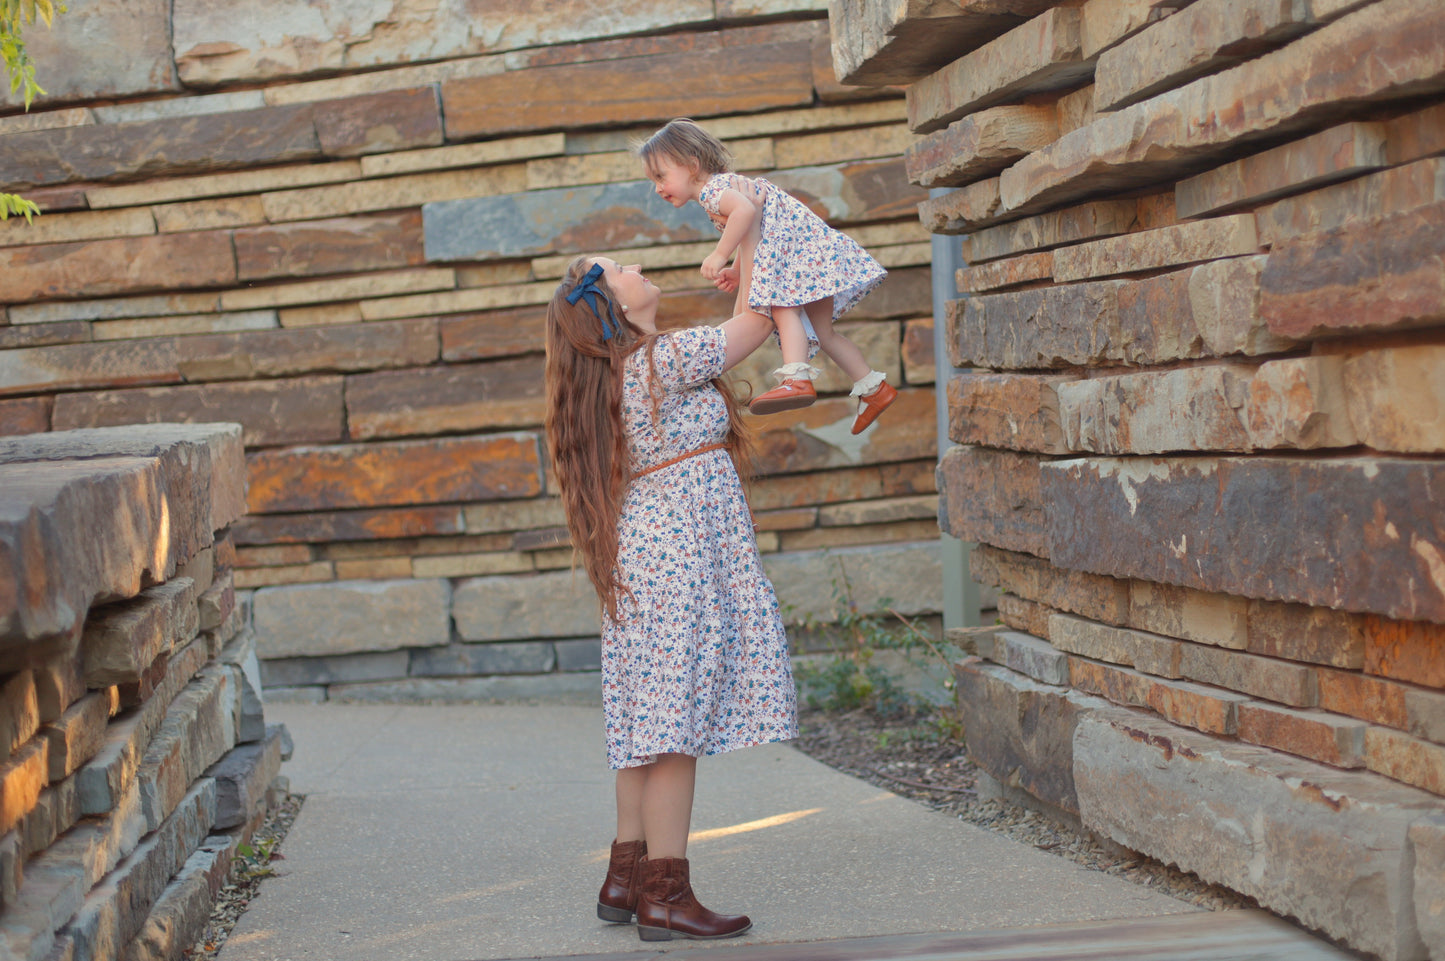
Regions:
[[602, 324, 798, 769]]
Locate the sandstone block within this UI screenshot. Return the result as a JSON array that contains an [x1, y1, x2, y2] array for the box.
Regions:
[[816, 495, 937, 528], [409, 641, 556, 677], [1364, 616, 1445, 689], [1075, 707, 1438, 960], [346, 358, 544, 440], [0, 738, 47, 837], [259, 651, 410, 688], [1413, 814, 1445, 957], [1, 103, 320, 191], [1176, 121, 1389, 219], [0, 207, 156, 250], [918, 178, 1004, 234], [1237, 701, 1366, 768], [153, 195, 268, 234], [997, 593, 1055, 639], [206, 726, 283, 831], [41, 692, 112, 782], [1078, 0, 1168, 59], [970, 545, 1130, 626], [197, 575, 237, 636], [176, 320, 439, 382], [991, 631, 1068, 686], [1185, 255, 1292, 358], [0, 395, 51, 436], [1256, 156, 1445, 247], [1066, 656, 1151, 709], [900, 318, 935, 385], [946, 372, 1076, 454], [234, 211, 425, 282], [1178, 644, 1316, 707], [958, 250, 1054, 292], [253, 579, 450, 659], [555, 639, 602, 673], [1342, 343, 1445, 453], [313, 86, 443, 157], [765, 542, 943, 623], [219, 630, 266, 744], [954, 658, 1103, 814], [0, 231, 237, 304], [1095, 0, 1322, 112], [1364, 726, 1445, 795], [260, 165, 526, 224], [1000, 0, 1445, 217], [247, 432, 540, 514], [0, 0, 176, 108], [440, 307, 546, 362], [234, 505, 465, 546], [444, 42, 813, 140], [905, 105, 1058, 188], [136, 669, 233, 830], [1056, 363, 1253, 454], [1245, 355, 1358, 450], [1049, 613, 1184, 676], [121, 841, 231, 961], [1262, 201, 1445, 340], [41, 778, 148, 896], [1247, 599, 1365, 669], [82, 579, 198, 688], [1051, 215, 1259, 283], [949, 280, 1123, 370], [1385, 99, 1445, 166], [907, 7, 1090, 134], [1115, 268, 1208, 366], [1147, 676, 1249, 736], [966, 199, 1136, 264], [33, 648, 85, 725], [449, 573, 588, 644], [1, 671, 39, 762], [937, 446, 1049, 557], [1042, 455, 1445, 623], [364, 132, 565, 178], [1130, 581, 1248, 650]]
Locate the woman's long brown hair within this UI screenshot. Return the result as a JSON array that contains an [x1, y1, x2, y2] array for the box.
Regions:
[[544, 256, 754, 622]]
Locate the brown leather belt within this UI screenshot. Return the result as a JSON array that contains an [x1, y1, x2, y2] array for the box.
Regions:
[[630, 443, 727, 481]]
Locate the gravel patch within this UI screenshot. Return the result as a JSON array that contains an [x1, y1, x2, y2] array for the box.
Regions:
[[792, 706, 1256, 912]]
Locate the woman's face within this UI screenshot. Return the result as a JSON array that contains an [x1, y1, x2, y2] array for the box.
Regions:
[[589, 258, 658, 330]]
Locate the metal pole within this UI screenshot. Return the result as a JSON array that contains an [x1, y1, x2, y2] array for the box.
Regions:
[[930, 188, 981, 629]]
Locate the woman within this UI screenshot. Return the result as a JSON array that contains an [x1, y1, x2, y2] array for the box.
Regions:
[[544, 254, 799, 942]]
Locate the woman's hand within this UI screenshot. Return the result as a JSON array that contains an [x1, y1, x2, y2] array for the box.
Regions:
[[701, 251, 729, 280]]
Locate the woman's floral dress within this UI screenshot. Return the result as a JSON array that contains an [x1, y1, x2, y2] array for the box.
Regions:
[[699, 172, 887, 358], [603, 324, 798, 770]]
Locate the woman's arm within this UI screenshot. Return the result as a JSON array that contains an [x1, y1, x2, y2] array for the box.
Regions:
[[719, 308, 775, 372]]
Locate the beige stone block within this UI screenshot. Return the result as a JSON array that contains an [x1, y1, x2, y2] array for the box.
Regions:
[[1364, 725, 1445, 794], [411, 552, 533, 579], [8, 292, 220, 326], [526, 152, 649, 191], [905, 106, 1058, 189], [1130, 581, 1249, 650], [237, 545, 313, 568], [1095, 0, 1321, 112], [1246, 355, 1359, 449], [706, 100, 909, 140], [1054, 84, 1097, 134], [1079, 0, 1168, 58], [754, 507, 819, 532], [233, 562, 335, 590], [967, 199, 1136, 263], [847, 221, 932, 248], [457, 262, 537, 288], [872, 242, 932, 269], [532, 241, 714, 279], [1342, 343, 1445, 453], [254, 579, 452, 658], [318, 534, 509, 562], [907, 7, 1091, 134], [918, 178, 1004, 234], [463, 498, 567, 534], [1176, 121, 1389, 219], [0, 107, 95, 136], [530, 548, 576, 571], [359, 281, 554, 322], [1255, 156, 1445, 247], [91, 311, 278, 342], [153, 196, 267, 233], [261, 165, 526, 223], [220, 267, 456, 311], [958, 251, 1054, 292], [1247, 598, 1366, 669], [0, 738, 47, 836], [360, 132, 565, 178], [775, 124, 913, 169], [1049, 612, 1142, 667], [1057, 364, 1254, 454], [817, 494, 938, 527], [279, 303, 365, 328], [0, 208, 155, 249], [1053, 214, 1259, 282], [264, 54, 505, 107], [1187, 255, 1297, 357], [86, 160, 362, 209]]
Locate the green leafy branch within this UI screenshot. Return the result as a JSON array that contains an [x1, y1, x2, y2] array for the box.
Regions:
[[1, 0, 65, 222]]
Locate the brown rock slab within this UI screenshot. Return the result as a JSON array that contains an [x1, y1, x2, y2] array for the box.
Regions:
[[1042, 455, 1445, 623], [1130, 580, 1249, 650], [0, 104, 319, 190], [175, 320, 439, 382], [443, 42, 813, 140], [1067, 656, 1151, 709], [0, 231, 237, 304], [1237, 701, 1366, 768], [1075, 708, 1439, 961], [1056, 363, 1253, 454], [1176, 120, 1389, 218], [958, 250, 1054, 292], [971, 544, 1131, 626], [1255, 156, 1445, 246], [1051, 214, 1259, 282], [0, 0, 177, 108], [82, 578, 198, 688], [346, 357, 545, 439], [246, 433, 543, 513], [1177, 642, 1317, 707], [901, 317, 935, 384], [1245, 355, 1359, 450], [1115, 268, 1207, 366], [0, 398, 51, 437], [949, 279, 1125, 370], [312, 87, 444, 158], [1262, 201, 1445, 340], [439, 307, 546, 362], [1342, 343, 1445, 453], [907, 7, 1091, 134], [905, 104, 1058, 188], [1364, 725, 1445, 794], [1000, 0, 1445, 217], [946, 371, 1077, 454], [1364, 615, 1445, 689], [41, 691, 113, 782], [0, 737, 47, 837], [918, 178, 1004, 234], [966, 199, 1136, 264], [234, 211, 426, 282], [1094, 0, 1321, 112], [937, 445, 1050, 557], [233, 505, 464, 546], [53, 377, 347, 449], [1147, 675, 1249, 736], [1187, 255, 1295, 357], [1246, 599, 1365, 669], [1412, 814, 1445, 957]]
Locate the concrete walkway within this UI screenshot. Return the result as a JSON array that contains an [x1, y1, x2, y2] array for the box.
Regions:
[[215, 703, 1354, 961]]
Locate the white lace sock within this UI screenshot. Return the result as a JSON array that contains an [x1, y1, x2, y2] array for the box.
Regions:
[[849, 370, 887, 398], [774, 361, 821, 383]]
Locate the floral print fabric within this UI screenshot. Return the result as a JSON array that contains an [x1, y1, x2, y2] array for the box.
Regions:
[[603, 324, 798, 770]]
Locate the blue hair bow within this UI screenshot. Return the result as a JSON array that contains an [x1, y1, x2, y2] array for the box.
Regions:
[[565, 263, 620, 341]]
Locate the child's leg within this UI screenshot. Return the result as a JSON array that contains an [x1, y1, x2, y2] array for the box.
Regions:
[[773, 306, 811, 367], [803, 299, 872, 383]]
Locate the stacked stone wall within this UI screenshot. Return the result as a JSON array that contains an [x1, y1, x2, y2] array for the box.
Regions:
[[0, 424, 287, 961], [832, 0, 1445, 958], [0, 2, 957, 701]]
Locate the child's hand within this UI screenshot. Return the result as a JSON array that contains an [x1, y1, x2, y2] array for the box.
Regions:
[[701, 252, 728, 280], [714, 267, 740, 293]]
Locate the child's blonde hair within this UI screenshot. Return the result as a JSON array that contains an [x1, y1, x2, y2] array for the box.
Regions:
[[636, 119, 734, 180]]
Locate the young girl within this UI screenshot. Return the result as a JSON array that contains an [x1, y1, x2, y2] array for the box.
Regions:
[[638, 118, 899, 434], [545, 254, 798, 941]]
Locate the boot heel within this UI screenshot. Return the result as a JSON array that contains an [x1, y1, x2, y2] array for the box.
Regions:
[[597, 903, 633, 923], [637, 925, 674, 942]]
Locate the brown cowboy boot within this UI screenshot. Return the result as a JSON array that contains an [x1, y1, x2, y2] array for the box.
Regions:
[[635, 856, 752, 941], [597, 839, 647, 923]]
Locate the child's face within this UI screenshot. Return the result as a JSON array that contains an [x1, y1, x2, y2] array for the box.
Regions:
[[648, 156, 702, 208]]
